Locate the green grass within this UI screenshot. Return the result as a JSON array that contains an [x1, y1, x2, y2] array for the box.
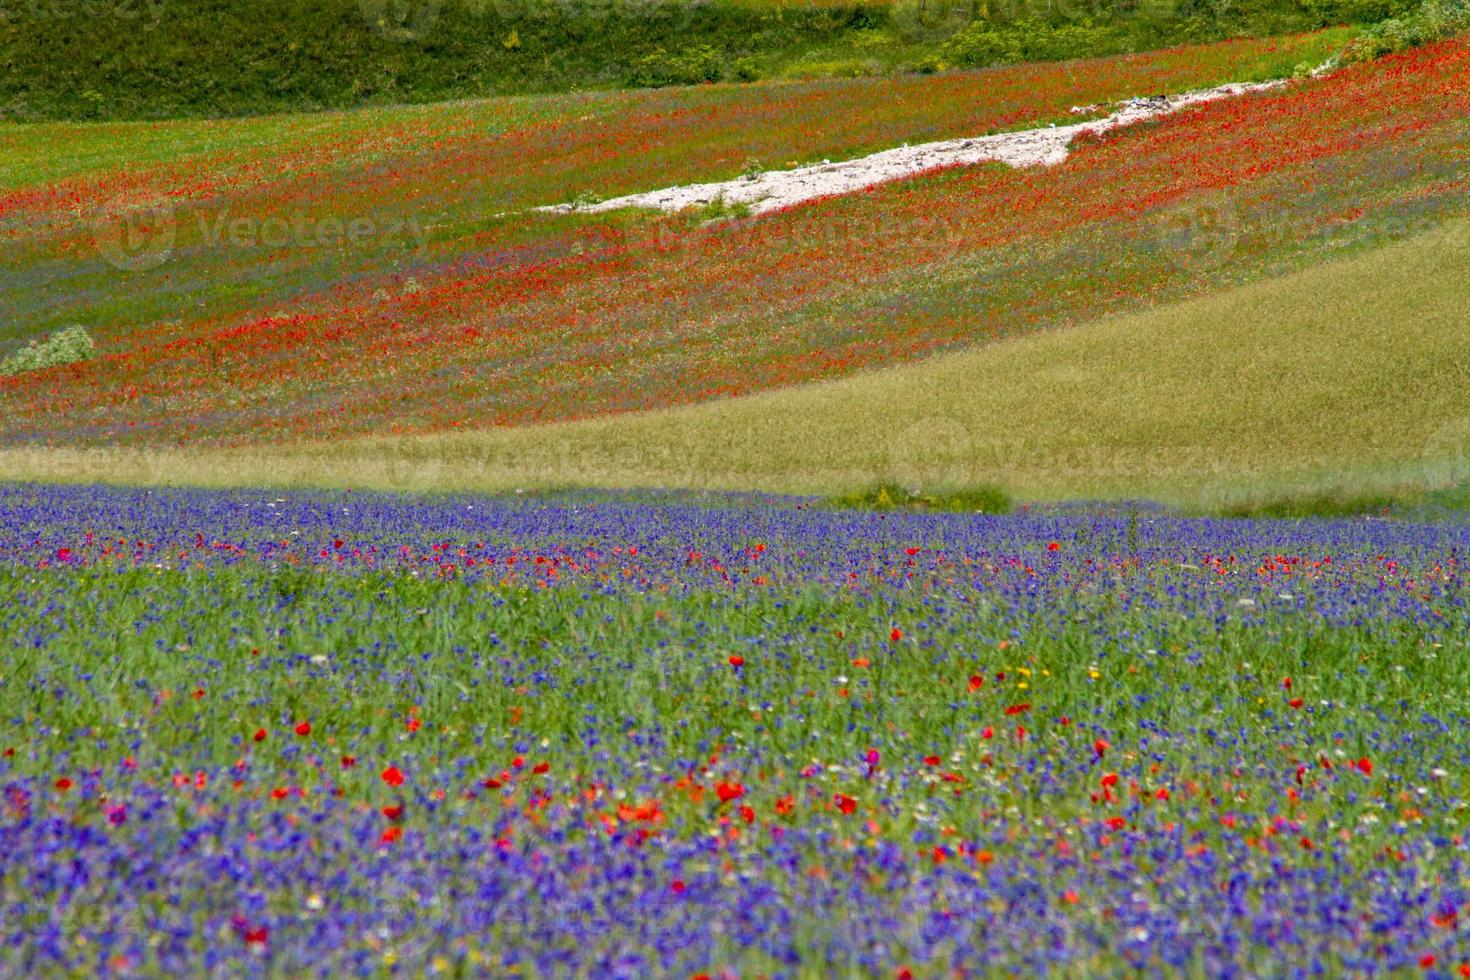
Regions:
[[6, 553, 1465, 819], [1213, 491, 1401, 520], [5, 216, 1468, 510], [829, 481, 1014, 513]]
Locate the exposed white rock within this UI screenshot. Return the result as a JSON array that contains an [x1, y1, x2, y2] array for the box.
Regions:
[[543, 80, 1285, 218]]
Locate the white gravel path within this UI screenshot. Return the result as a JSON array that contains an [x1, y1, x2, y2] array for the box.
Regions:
[[542, 79, 1285, 217]]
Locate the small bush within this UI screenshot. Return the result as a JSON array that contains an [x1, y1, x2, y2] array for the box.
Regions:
[[0, 326, 96, 376], [625, 46, 726, 88], [731, 57, 761, 83], [689, 195, 752, 223], [942, 18, 1125, 69], [831, 481, 1013, 514]]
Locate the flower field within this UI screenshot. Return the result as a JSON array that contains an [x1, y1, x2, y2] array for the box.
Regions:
[[4, 482, 1470, 974], [0, 31, 1379, 447]]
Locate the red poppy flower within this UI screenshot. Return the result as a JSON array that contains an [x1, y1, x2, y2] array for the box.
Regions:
[[981, 726, 994, 739], [923, 755, 940, 766], [295, 721, 311, 737], [252, 728, 267, 742], [381, 766, 405, 787], [715, 781, 745, 803], [1093, 739, 1109, 757], [670, 879, 686, 894], [1101, 772, 1118, 788], [380, 826, 402, 845], [1357, 758, 1373, 776], [1047, 541, 1060, 552], [739, 805, 755, 824], [889, 628, 903, 643], [382, 804, 403, 821], [728, 655, 744, 667], [834, 793, 857, 814], [54, 777, 72, 792], [1004, 704, 1030, 716], [532, 762, 549, 775], [341, 755, 356, 768], [968, 675, 984, 692]]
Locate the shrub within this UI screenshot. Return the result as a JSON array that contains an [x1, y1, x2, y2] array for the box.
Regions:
[[689, 195, 753, 223], [831, 481, 1013, 513], [0, 326, 96, 376], [731, 57, 761, 83], [1342, 0, 1470, 59], [941, 18, 1125, 68], [625, 45, 727, 88]]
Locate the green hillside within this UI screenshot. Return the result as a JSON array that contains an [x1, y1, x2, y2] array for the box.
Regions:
[[0, 0, 1401, 120]]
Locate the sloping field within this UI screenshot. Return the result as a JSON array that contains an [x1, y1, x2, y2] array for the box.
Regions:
[[6, 214, 1468, 506], [1, 31, 1381, 445]]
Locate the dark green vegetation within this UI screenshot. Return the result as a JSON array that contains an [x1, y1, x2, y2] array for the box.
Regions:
[[829, 481, 1014, 513], [1216, 491, 1401, 519], [1212, 485, 1470, 520], [0, 0, 1416, 121]]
